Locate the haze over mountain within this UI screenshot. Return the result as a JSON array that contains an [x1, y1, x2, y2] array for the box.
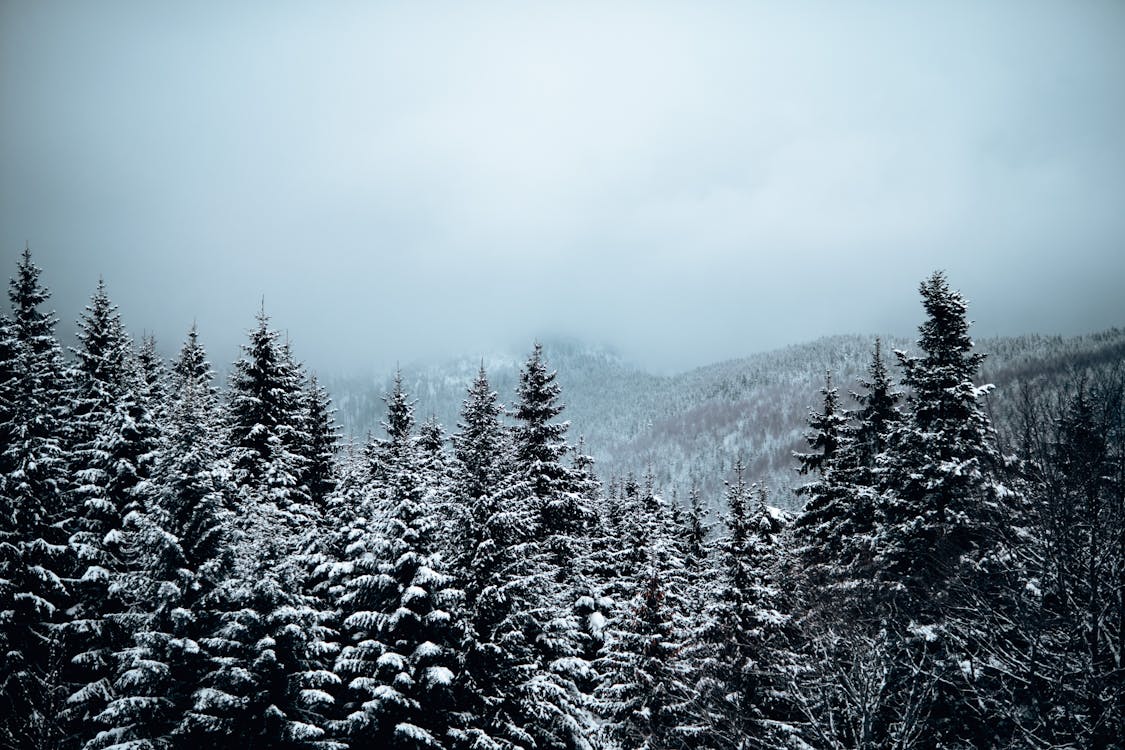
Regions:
[[4, 1, 1125, 373], [329, 326, 1125, 510]]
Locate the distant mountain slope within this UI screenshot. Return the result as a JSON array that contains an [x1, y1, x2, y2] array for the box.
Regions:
[[324, 328, 1125, 511]]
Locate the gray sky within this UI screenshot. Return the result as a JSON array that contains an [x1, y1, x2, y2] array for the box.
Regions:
[[2, 1, 1124, 374]]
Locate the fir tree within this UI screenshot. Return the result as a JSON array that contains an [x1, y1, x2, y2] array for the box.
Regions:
[[595, 562, 697, 750], [697, 463, 795, 749], [509, 344, 597, 749], [0, 248, 72, 749], [874, 272, 1019, 747], [90, 326, 232, 749], [302, 374, 340, 511], [879, 272, 1011, 610], [448, 366, 543, 750], [63, 280, 163, 744], [225, 308, 315, 570], [334, 379, 463, 748]]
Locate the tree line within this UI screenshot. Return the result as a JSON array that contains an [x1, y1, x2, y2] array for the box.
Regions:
[[1, 249, 1121, 748]]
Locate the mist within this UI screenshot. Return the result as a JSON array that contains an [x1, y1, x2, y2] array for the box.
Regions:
[[2, 1, 1124, 374]]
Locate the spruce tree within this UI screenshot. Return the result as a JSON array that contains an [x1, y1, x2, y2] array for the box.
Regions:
[[63, 280, 163, 745], [334, 379, 463, 748], [595, 562, 697, 750], [874, 271, 1018, 747], [90, 326, 232, 749], [697, 463, 795, 749], [448, 366, 544, 750], [302, 374, 340, 511], [0, 249, 72, 749], [509, 344, 597, 749], [879, 272, 1011, 610], [180, 313, 333, 748]]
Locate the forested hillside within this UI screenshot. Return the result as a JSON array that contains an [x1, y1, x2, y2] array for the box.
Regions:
[[328, 330, 1125, 509], [2, 250, 1122, 749]]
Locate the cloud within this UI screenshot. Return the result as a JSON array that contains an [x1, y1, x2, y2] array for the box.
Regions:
[[2, 1, 1123, 373]]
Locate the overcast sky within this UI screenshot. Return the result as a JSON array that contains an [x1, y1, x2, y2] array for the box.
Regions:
[[2, 1, 1123, 374]]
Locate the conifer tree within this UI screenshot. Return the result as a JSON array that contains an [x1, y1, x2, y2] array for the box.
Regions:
[[447, 366, 546, 750], [334, 379, 463, 748], [697, 463, 795, 749], [874, 272, 1018, 746], [302, 374, 340, 511], [0, 249, 72, 749], [63, 280, 162, 744], [136, 334, 168, 427], [225, 309, 315, 565], [595, 562, 697, 750], [179, 313, 334, 748], [879, 272, 1011, 610], [89, 326, 232, 749], [509, 344, 597, 749]]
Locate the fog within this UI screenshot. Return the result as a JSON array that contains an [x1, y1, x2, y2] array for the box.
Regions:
[[2, 1, 1124, 374]]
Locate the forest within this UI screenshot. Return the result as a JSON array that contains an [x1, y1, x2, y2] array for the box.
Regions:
[[1, 248, 1122, 749]]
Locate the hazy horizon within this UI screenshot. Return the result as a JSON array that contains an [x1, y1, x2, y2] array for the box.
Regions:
[[3, 2, 1124, 374]]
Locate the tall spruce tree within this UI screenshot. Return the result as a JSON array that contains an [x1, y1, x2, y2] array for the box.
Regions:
[[447, 365, 548, 750], [180, 312, 333, 747], [334, 378, 463, 748], [697, 463, 796, 749], [509, 344, 597, 750], [63, 281, 163, 745], [879, 272, 1012, 609], [89, 325, 233, 749], [873, 271, 1018, 747], [0, 249, 72, 749]]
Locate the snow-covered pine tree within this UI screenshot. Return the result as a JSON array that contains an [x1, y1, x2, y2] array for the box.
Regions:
[[878, 271, 1012, 609], [135, 334, 169, 428], [302, 373, 340, 511], [0, 249, 72, 749], [595, 559, 698, 750], [794, 371, 847, 479], [508, 344, 597, 750], [697, 462, 797, 749], [225, 308, 315, 550], [874, 271, 1019, 746], [847, 338, 900, 482], [512, 344, 594, 576], [180, 312, 335, 748], [62, 280, 163, 745], [89, 325, 233, 749], [684, 483, 710, 569], [792, 349, 900, 616], [787, 342, 905, 749], [446, 365, 547, 750], [333, 377, 463, 748]]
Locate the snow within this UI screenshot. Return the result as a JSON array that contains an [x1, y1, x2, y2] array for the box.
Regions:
[[425, 666, 454, 686]]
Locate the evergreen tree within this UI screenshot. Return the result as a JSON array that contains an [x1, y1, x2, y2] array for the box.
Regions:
[[595, 562, 697, 750], [509, 344, 597, 749], [873, 272, 1019, 747], [302, 374, 340, 511], [878, 272, 1012, 610], [89, 326, 232, 749], [697, 463, 796, 749], [334, 379, 463, 748], [63, 280, 163, 744], [179, 313, 333, 747], [793, 347, 900, 613], [225, 308, 315, 566], [0, 249, 72, 749], [448, 366, 543, 750], [136, 334, 169, 427]]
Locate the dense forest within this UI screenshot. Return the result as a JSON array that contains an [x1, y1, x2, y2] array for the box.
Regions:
[[1, 248, 1122, 749]]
